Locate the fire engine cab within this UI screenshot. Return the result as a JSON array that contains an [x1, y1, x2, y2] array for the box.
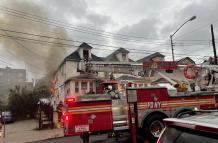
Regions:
[[61, 62, 218, 143]]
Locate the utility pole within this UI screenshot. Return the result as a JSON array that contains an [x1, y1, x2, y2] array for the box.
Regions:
[[211, 24, 217, 64], [170, 35, 175, 61]]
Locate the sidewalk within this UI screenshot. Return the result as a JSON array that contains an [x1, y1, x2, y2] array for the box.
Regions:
[[0, 119, 63, 143]]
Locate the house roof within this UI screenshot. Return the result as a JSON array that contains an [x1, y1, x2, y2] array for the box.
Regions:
[[65, 74, 102, 83], [137, 52, 165, 63], [65, 49, 81, 61], [116, 47, 129, 53], [91, 54, 104, 61], [128, 58, 135, 62], [103, 54, 119, 62], [65, 43, 103, 61], [177, 57, 195, 65], [104, 47, 129, 62], [79, 42, 93, 49]]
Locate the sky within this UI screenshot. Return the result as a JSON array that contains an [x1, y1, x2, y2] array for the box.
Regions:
[[0, 0, 218, 79]]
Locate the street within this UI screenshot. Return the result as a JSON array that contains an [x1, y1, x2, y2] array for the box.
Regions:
[[33, 134, 132, 143], [0, 119, 63, 143]]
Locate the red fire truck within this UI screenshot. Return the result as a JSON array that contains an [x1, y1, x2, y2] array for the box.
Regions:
[[61, 62, 218, 143], [61, 85, 218, 143]]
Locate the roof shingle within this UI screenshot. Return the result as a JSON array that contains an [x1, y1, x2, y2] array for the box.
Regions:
[[104, 47, 129, 62], [137, 52, 165, 63], [79, 42, 93, 49]]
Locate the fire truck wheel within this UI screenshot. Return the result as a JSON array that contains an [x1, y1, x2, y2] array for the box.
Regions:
[[143, 114, 165, 143]]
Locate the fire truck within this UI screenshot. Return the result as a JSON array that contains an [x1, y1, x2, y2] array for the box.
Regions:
[[61, 62, 218, 143]]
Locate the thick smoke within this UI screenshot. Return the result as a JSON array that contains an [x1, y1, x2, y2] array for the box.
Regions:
[[0, 0, 70, 79]]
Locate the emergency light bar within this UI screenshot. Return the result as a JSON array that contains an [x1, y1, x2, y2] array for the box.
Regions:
[[65, 97, 76, 104]]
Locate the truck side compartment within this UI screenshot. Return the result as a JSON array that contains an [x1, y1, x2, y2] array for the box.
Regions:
[[63, 99, 113, 136]]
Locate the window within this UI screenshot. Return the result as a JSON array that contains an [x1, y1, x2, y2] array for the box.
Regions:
[[81, 82, 87, 90], [122, 53, 126, 61], [90, 82, 93, 92], [75, 82, 79, 93], [83, 50, 89, 60]]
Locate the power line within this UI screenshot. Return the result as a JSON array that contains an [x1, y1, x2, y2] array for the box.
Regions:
[[0, 6, 169, 41], [1, 5, 217, 49], [1, 27, 212, 47], [1, 32, 49, 75], [0, 7, 177, 47], [0, 32, 207, 57], [0, 58, 12, 65], [174, 20, 218, 40], [0, 27, 211, 55], [1, 6, 216, 53], [0, 21, 212, 47], [4, 31, 65, 64]]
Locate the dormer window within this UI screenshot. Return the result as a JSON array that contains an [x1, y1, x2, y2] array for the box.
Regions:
[[122, 53, 126, 61], [83, 50, 89, 61]]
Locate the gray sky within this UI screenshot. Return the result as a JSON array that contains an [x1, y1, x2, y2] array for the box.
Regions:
[[0, 0, 218, 79]]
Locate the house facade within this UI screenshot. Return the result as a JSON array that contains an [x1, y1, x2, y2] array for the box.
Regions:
[[51, 42, 196, 108], [51, 43, 145, 108]]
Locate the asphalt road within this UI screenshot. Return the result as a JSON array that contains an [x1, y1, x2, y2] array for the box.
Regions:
[[33, 134, 132, 143]]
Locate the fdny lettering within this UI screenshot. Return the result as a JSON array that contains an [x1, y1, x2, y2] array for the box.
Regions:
[[148, 94, 161, 109], [148, 101, 161, 109]]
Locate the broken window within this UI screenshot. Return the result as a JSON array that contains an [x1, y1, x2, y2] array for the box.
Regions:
[[83, 50, 89, 61]]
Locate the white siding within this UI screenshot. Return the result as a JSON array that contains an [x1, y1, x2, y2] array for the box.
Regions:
[[116, 53, 129, 62], [65, 61, 79, 79]]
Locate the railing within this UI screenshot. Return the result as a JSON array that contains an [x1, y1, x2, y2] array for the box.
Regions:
[[38, 101, 54, 130]]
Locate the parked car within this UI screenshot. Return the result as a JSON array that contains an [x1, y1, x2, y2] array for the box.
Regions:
[[1, 111, 14, 123], [157, 111, 218, 143]]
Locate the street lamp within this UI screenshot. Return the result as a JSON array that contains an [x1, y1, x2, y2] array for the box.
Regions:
[[170, 16, 197, 61]]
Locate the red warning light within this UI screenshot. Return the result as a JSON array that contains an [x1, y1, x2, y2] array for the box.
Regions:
[[65, 97, 76, 104]]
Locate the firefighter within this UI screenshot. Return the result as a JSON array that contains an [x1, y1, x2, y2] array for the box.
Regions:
[[57, 101, 63, 122]]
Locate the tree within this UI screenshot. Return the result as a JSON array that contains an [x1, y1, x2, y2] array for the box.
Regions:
[[8, 85, 50, 119]]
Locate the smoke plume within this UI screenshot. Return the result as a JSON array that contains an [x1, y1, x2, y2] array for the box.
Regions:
[[0, 0, 71, 79]]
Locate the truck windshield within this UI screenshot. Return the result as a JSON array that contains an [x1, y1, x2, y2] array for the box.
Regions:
[[160, 126, 218, 143]]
